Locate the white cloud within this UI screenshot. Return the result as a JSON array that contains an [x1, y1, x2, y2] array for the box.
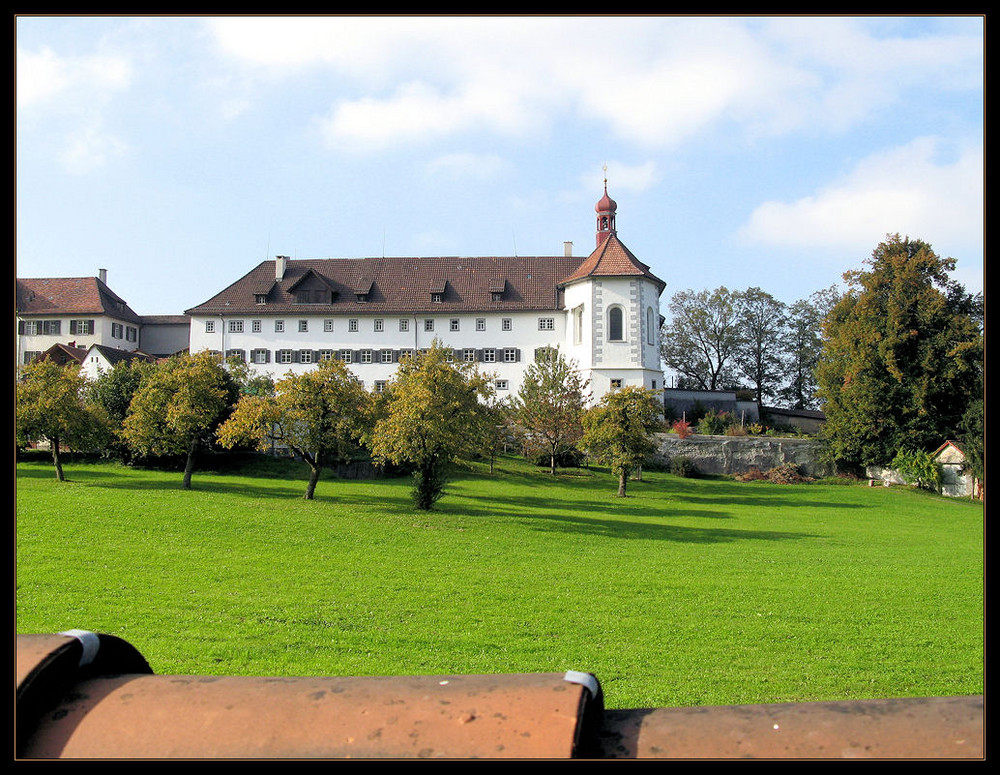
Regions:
[[205, 17, 982, 152], [738, 137, 983, 256], [17, 45, 131, 108], [590, 161, 659, 194], [17, 44, 132, 173]]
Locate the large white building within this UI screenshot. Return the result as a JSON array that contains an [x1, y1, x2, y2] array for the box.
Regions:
[[186, 186, 666, 402]]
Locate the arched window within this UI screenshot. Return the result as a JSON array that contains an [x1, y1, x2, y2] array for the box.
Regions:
[[647, 307, 655, 345], [608, 306, 624, 342]]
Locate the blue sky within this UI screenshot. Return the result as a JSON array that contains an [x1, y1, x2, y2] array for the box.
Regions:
[[16, 16, 983, 318]]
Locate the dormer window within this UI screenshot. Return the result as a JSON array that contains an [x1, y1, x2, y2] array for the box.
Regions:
[[489, 279, 506, 302], [354, 278, 374, 304], [429, 279, 447, 303], [255, 294, 268, 305]]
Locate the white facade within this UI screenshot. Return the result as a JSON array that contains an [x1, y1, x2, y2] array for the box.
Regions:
[[184, 189, 666, 401], [187, 309, 574, 397]]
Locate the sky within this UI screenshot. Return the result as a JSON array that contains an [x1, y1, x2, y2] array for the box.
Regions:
[[16, 15, 984, 318]]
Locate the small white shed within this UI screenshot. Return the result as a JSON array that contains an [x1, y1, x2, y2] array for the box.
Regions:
[[932, 440, 980, 499]]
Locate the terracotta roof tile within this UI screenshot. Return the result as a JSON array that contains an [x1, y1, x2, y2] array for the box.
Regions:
[[185, 255, 589, 316], [16, 277, 142, 323], [558, 234, 665, 291]]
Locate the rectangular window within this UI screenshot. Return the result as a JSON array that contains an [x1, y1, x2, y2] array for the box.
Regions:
[[399, 319, 409, 332], [424, 319, 434, 332], [503, 348, 517, 363], [495, 379, 509, 391], [22, 321, 37, 336], [252, 349, 269, 364], [574, 307, 584, 344], [339, 349, 353, 363], [298, 320, 308, 332], [450, 319, 460, 332], [380, 349, 393, 363], [501, 318, 512, 331], [324, 319, 334, 332], [278, 350, 293, 364], [229, 320, 243, 333], [319, 349, 334, 361], [299, 350, 313, 363], [431, 293, 442, 303], [610, 378, 623, 389], [112, 323, 124, 338], [255, 294, 268, 305], [374, 380, 387, 394], [374, 319, 384, 332], [205, 320, 215, 333], [476, 318, 486, 331], [483, 348, 496, 363], [126, 326, 137, 341], [252, 320, 262, 333], [275, 320, 285, 333], [538, 317, 555, 331], [399, 349, 414, 361], [360, 349, 373, 364], [463, 349, 476, 362], [70, 320, 95, 335], [349, 319, 359, 332]]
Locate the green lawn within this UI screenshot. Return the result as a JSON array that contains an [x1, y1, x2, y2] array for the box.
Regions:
[[16, 455, 983, 710]]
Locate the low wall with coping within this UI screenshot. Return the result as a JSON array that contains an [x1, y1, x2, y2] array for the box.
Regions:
[[652, 433, 834, 477]]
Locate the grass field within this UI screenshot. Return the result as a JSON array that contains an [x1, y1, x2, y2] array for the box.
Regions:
[[16, 455, 983, 710]]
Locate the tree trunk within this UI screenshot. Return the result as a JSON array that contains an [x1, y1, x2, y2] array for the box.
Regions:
[[550, 451, 557, 475], [617, 469, 628, 497], [304, 453, 321, 500], [49, 435, 65, 482], [182, 441, 197, 490]]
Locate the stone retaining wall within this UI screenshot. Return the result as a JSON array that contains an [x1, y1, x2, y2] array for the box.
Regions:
[[652, 433, 833, 477]]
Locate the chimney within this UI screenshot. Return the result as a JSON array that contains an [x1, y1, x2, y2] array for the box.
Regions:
[[275, 255, 288, 281], [563, 241, 573, 257], [98, 268, 107, 284]]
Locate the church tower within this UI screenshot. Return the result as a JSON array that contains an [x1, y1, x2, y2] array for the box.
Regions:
[[560, 178, 666, 402], [594, 172, 617, 247]]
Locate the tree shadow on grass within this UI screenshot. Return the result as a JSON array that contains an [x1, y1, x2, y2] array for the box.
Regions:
[[443, 492, 819, 544]]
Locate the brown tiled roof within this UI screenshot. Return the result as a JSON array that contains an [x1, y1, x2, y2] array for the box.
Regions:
[[16, 277, 143, 324], [89, 344, 158, 367], [558, 234, 665, 292], [185, 256, 588, 316], [38, 343, 88, 366]]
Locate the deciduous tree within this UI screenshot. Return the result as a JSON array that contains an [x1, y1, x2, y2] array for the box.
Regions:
[[580, 386, 663, 497], [86, 358, 155, 462], [368, 341, 493, 510], [511, 347, 589, 475], [660, 287, 745, 391], [16, 359, 99, 481], [217, 358, 370, 500], [735, 287, 787, 412], [816, 235, 983, 469], [778, 286, 839, 410], [122, 352, 238, 489]]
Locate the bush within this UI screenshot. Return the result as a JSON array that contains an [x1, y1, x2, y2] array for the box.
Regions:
[[724, 424, 747, 436], [734, 463, 814, 484], [890, 449, 942, 493], [672, 419, 693, 439], [699, 409, 732, 435], [670, 456, 699, 478]]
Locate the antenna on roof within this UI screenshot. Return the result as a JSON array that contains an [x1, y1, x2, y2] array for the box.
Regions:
[[512, 229, 518, 258]]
